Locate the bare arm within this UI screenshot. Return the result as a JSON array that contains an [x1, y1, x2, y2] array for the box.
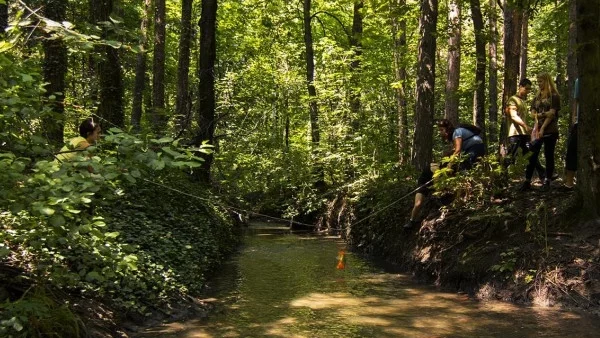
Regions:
[[453, 137, 462, 156], [509, 107, 531, 131]]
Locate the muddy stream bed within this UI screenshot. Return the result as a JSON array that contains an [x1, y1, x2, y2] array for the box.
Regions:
[[136, 222, 600, 337]]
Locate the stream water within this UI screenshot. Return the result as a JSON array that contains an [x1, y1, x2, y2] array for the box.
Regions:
[[137, 223, 600, 337]]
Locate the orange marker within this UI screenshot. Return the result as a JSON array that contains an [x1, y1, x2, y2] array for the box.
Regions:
[[336, 250, 346, 270]]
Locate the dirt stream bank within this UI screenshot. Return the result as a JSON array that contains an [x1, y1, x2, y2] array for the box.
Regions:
[[324, 183, 600, 317]]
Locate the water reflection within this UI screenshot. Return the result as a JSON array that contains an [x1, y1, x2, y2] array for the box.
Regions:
[[137, 225, 600, 337]]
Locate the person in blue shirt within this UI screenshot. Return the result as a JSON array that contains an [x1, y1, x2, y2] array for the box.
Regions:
[[437, 119, 485, 170], [404, 120, 484, 229]]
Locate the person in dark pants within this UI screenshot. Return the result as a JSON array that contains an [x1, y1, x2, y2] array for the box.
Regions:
[[505, 78, 545, 179], [520, 73, 561, 192]]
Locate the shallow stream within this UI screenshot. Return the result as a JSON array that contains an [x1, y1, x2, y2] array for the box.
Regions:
[[138, 223, 600, 337]]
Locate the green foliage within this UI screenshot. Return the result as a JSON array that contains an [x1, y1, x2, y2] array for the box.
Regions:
[[432, 154, 507, 208], [490, 248, 518, 274], [0, 287, 84, 338], [0, 0, 581, 330], [0, 22, 235, 335], [525, 201, 550, 255]]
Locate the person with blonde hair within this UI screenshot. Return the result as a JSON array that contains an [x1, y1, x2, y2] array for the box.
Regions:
[[520, 73, 561, 191]]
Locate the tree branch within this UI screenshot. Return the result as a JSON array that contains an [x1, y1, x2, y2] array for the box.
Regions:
[[311, 10, 351, 44]]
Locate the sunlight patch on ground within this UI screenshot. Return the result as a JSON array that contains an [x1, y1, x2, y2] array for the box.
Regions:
[[290, 292, 364, 308]]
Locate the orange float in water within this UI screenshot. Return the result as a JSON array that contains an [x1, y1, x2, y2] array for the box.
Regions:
[[336, 250, 346, 270]]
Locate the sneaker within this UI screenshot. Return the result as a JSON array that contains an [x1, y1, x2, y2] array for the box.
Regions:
[[550, 173, 560, 181], [519, 181, 532, 192], [540, 179, 551, 191]]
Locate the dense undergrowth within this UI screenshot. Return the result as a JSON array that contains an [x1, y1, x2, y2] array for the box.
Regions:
[[1, 162, 239, 338], [0, 160, 236, 337], [0, 40, 239, 336]]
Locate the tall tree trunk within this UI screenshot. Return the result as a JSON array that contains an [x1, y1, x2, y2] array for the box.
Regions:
[[487, 0, 499, 143], [470, 0, 486, 147], [175, 0, 193, 133], [194, 0, 218, 184], [152, 0, 166, 133], [519, 8, 529, 81], [131, 0, 150, 133], [349, 0, 363, 130], [576, 0, 600, 218], [567, 0, 577, 124], [42, 0, 67, 146], [554, 0, 564, 92], [303, 0, 319, 147], [303, 0, 325, 187], [0, 1, 7, 34], [444, 0, 460, 125], [392, 0, 408, 164], [412, 0, 438, 171], [285, 93, 290, 151], [500, 0, 523, 150], [90, 0, 124, 128]]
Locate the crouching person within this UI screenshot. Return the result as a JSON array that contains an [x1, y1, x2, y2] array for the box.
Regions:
[[404, 120, 485, 229], [437, 119, 485, 170]]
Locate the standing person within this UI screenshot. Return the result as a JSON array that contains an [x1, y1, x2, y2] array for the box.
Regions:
[[505, 78, 545, 178], [56, 117, 101, 163], [520, 73, 561, 191], [437, 119, 485, 170]]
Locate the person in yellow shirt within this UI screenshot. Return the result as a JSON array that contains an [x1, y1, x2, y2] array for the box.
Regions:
[[55, 117, 101, 163], [505, 78, 545, 180]]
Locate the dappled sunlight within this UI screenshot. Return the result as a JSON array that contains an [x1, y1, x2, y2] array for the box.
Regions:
[[346, 315, 393, 326], [290, 292, 364, 308], [137, 229, 600, 338]]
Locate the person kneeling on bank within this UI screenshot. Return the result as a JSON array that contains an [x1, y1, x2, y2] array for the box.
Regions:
[[437, 119, 485, 171], [404, 120, 485, 229]]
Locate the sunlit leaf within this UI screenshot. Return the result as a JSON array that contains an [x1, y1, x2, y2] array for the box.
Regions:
[[38, 206, 55, 216], [43, 19, 62, 27], [105, 40, 122, 49], [105, 231, 120, 239]]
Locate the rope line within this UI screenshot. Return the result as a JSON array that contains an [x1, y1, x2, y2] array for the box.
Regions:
[[350, 179, 433, 227], [140, 178, 316, 228], [141, 176, 429, 229], [68, 113, 427, 229]]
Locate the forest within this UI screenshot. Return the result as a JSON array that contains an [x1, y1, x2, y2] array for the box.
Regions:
[[1, 0, 599, 336]]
